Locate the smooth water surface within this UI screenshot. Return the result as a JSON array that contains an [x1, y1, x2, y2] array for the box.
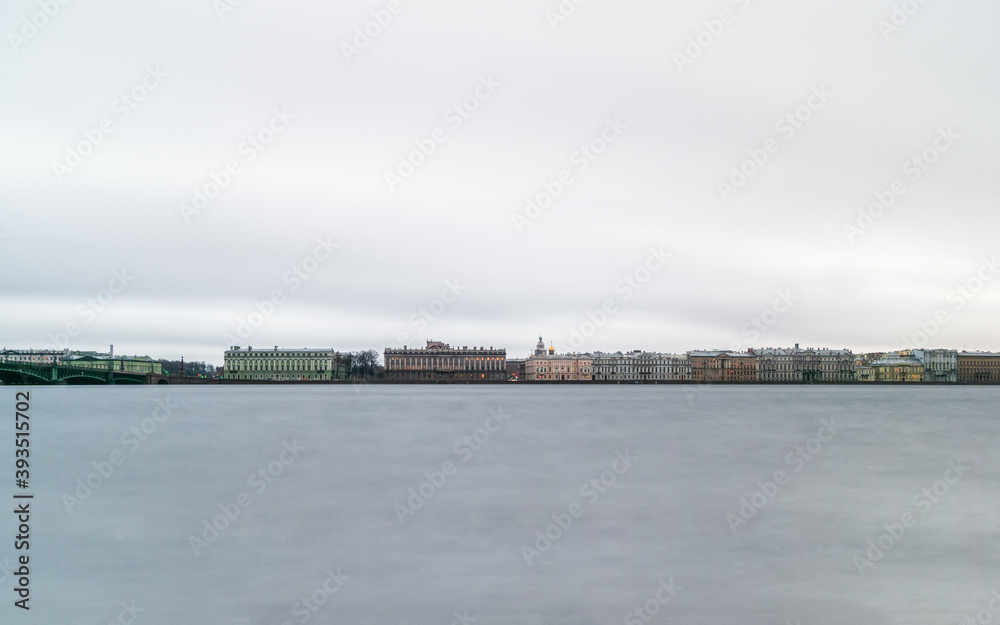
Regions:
[[5, 384, 998, 624]]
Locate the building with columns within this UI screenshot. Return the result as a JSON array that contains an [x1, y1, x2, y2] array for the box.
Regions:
[[590, 351, 690, 382], [913, 349, 958, 383], [957, 352, 1000, 383], [870, 352, 924, 382], [752, 345, 855, 382], [688, 350, 758, 382], [224, 346, 345, 381], [384, 341, 506, 382]]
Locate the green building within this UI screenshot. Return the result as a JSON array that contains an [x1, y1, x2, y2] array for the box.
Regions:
[[224, 346, 347, 382]]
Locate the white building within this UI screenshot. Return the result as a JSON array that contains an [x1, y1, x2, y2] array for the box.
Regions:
[[590, 351, 691, 382], [1, 349, 68, 364], [753, 345, 855, 382], [913, 349, 957, 383]]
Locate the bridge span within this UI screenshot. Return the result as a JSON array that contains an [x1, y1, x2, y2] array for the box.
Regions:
[[0, 362, 216, 385]]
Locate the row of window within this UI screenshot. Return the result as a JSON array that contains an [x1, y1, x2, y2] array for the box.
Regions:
[[228, 352, 335, 358], [388, 357, 504, 371]]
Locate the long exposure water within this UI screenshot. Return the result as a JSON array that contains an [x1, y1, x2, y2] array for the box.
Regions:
[[6, 384, 998, 624]]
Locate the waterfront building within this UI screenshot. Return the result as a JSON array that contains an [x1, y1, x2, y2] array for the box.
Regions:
[[524, 352, 592, 381], [871, 352, 924, 382], [384, 341, 506, 382], [61, 353, 163, 374], [523, 337, 591, 381], [853, 354, 875, 382], [590, 351, 690, 382], [224, 346, 345, 382], [913, 349, 958, 383], [0, 349, 66, 364], [688, 350, 757, 382], [1, 347, 162, 374], [506, 358, 526, 381], [957, 352, 1000, 384], [752, 345, 855, 382]]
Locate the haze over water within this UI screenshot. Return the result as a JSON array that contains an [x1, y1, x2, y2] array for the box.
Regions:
[[10, 385, 999, 624]]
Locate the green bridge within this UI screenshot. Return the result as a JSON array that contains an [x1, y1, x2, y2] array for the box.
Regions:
[[0, 362, 164, 385]]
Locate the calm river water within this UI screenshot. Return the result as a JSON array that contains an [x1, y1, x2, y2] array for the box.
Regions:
[[6, 384, 998, 624]]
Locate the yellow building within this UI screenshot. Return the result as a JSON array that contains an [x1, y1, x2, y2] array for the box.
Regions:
[[871, 354, 924, 382], [957, 352, 1000, 384], [854, 362, 876, 382]]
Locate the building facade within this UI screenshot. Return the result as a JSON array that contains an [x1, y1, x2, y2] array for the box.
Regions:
[[753, 346, 855, 382], [224, 346, 345, 381], [384, 341, 506, 382], [1, 348, 163, 374], [854, 356, 876, 382], [0, 349, 67, 364], [590, 351, 691, 382], [524, 353, 592, 381], [688, 351, 757, 382], [957, 352, 1000, 384], [913, 349, 958, 383], [871, 352, 924, 382], [506, 358, 526, 381], [60, 353, 163, 374]]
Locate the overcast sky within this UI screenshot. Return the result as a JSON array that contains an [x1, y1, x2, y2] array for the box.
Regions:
[[2, 0, 998, 365]]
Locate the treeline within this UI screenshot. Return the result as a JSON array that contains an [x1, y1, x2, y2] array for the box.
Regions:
[[159, 350, 383, 379], [158, 360, 217, 377], [340, 350, 382, 379]]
